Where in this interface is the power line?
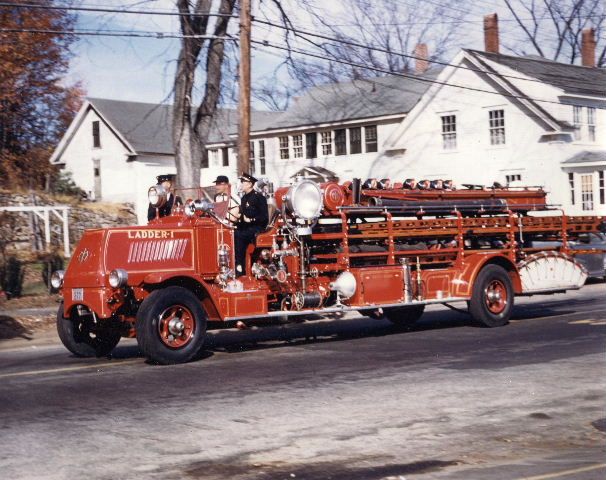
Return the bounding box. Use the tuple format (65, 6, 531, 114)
(251, 18, 596, 86)
(0, 27, 235, 40)
(251, 39, 605, 110)
(0, 2, 238, 18)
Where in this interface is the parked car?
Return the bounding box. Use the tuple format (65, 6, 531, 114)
(533, 232, 606, 280)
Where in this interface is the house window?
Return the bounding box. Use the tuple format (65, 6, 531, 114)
(92, 120, 101, 148)
(249, 141, 255, 174)
(489, 109, 505, 145)
(587, 107, 596, 142)
(279, 136, 289, 160)
(505, 174, 521, 183)
(306, 132, 317, 159)
(573, 106, 582, 140)
(581, 173, 594, 211)
(349, 127, 362, 154)
(321, 131, 332, 155)
(202, 149, 210, 168)
(441, 115, 457, 150)
(293, 135, 303, 158)
(365, 125, 378, 152)
(334, 129, 346, 156)
(222, 147, 229, 167)
(568, 172, 575, 205)
(259, 140, 266, 175)
(599, 170, 605, 205)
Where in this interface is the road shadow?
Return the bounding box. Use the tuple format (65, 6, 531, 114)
(202, 309, 473, 355)
(87, 298, 586, 362)
(0, 315, 33, 341)
(184, 455, 459, 480)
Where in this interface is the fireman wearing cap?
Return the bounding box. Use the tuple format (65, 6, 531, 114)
(213, 175, 240, 224)
(147, 174, 182, 221)
(234, 173, 268, 275)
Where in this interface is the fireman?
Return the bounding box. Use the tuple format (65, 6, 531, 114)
(234, 173, 268, 275)
(213, 175, 240, 224)
(147, 174, 182, 221)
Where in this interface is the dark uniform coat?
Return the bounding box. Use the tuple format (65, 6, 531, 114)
(234, 190, 269, 273)
(147, 193, 181, 221)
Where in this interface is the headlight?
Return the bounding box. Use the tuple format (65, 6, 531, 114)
(108, 269, 128, 288)
(285, 179, 323, 220)
(50, 270, 65, 289)
(148, 184, 167, 208)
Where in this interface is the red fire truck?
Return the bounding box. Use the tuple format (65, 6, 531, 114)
(52, 178, 604, 364)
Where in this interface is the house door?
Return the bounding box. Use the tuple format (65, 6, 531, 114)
(93, 159, 101, 200)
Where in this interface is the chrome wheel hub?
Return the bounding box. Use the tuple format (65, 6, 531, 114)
(168, 317, 185, 335)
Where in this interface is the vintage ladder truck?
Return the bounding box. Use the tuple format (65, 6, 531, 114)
(52, 177, 604, 364)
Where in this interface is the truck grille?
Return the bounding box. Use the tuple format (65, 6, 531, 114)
(127, 239, 188, 263)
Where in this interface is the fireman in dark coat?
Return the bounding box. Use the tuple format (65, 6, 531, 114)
(147, 174, 182, 221)
(234, 173, 268, 275)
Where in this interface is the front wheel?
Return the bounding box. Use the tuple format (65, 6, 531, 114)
(469, 264, 514, 327)
(57, 303, 121, 357)
(136, 286, 207, 365)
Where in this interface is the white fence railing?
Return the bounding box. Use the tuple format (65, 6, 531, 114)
(0, 205, 71, 257)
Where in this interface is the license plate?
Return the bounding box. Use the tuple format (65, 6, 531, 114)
(72, 288, 84, 301)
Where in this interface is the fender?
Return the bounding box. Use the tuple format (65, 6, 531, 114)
(453, 253, 522, 297)
(142, 272, 222, 321)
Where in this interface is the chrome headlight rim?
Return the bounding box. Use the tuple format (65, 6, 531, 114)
(285, 179, 323, 221)
(108, 269, 129, 288)
(50, 270, 65, 289)
(148, 184, 167, 208)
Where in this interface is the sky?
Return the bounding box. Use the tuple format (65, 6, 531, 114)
(67, 0, 321, 107)
(65, 0, 570, 109)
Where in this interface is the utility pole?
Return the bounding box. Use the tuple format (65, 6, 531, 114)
(237, 0, 251, 176)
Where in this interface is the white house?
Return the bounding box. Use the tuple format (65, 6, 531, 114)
(380, 18, 606, 215)
(50, 60, 439, 224)
(207, 67, 441, 186)
(50, 99, 275, 224)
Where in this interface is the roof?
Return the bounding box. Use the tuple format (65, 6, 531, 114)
(264, 69, 443, 130)
(290, 166, 339, 181)
(465, 50, 606, 98)
(562, 150, 606, 165)
(88, 98, 277, 155)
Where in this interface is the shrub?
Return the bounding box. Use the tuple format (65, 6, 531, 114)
(0, 256, 25, 299)
(52, 170, 86, 198)
(41, 253, 64, 293)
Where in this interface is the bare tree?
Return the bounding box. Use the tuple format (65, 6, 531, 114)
(173, 0, 235, 188)
(502, 0, 606, 66)
(251, 0, 468, 108)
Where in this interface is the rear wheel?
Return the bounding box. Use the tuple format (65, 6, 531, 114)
(136, 286, 207, 365)
(383, 304, 425, 328)
(469, 264, 513, 327)
(56, 303, 121, 357)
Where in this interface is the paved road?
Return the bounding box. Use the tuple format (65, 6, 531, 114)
(0, 284, 605, 480)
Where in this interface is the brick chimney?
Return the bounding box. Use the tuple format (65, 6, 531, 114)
(581, 28, 596, 67)
(414, 43, 429, 74)
(484, 13, 499, 54)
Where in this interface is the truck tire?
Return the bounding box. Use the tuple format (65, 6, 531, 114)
(469, 264, 513, 327)
(56, 303, 121, 357)
(136, 286, 207, 365)
(383, 304, 425, 327)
